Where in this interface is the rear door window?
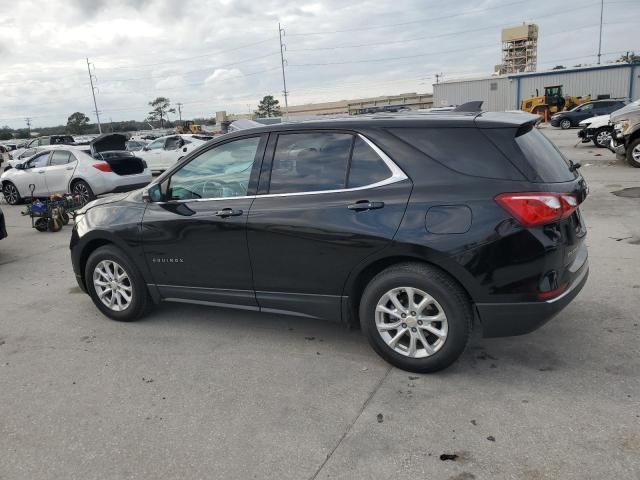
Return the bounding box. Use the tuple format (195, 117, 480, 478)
(268, 132, 352, 194)
(49, 150, 71, 166)
(515, 128, 576, 182)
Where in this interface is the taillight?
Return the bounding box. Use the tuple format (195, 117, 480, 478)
(92, 162, 112, 173)
(495, 192, 579, 227)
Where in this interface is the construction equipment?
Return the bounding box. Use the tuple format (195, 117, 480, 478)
(176, 121, 204, 135)
(520, 85, 591, 120)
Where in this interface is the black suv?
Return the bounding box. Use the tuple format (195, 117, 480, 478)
(70, 112, 589, 372)
(550, 99, 626, 129)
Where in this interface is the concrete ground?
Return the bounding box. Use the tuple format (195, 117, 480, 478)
(0, 127, 638, 480)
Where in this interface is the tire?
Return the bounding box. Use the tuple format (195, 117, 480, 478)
(71, 180, 95, 204)
(592, 128, 612, 148)
(34, 218, 48, 232)
(2, 182, 21, 205)
(359, 262, 472, 373)
(560, 118, 572, 130)
(626, 138, 640, 168)
(85, 245, 152, 322)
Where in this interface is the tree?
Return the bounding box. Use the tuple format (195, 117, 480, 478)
(616, 52, 640, 64)
(551, 65, 566, 70)
(0, 126, 13, 141)
(66, 112, 90, 134)
(255, 95, 282, 118)
(148, 97, 176, 128)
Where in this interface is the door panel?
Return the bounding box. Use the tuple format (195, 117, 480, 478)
(141, 197, 257, 307)
(19, 152, 50, 196)
(247, 180, 412, 301)
(44, 151, 76, 193)
(141, 134, 267, 307)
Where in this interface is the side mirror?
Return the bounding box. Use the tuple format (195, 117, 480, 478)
(182, 147, 187, 152)
(142, 183, 162, 203)
(142, 146, 149, 151)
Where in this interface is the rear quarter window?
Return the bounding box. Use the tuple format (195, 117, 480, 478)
(388, 127, 525, 180)
(515, 128, 576, 182)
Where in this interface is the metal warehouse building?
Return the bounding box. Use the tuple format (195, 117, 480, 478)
(433, 63, 640, 111)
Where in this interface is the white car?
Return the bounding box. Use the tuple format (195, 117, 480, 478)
(577, 114, 612, 148)
(1, 135, 152, 205)
(136, 134, 210, 172)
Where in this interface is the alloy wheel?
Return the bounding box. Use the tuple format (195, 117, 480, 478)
(73, 183, 90, 204)
(560, 119, 571, 129)
(633, 144, 640, 163)
(596, 130, 611, 147)
(93, 260, 133, 312)
(375, 287, 448, 358)
(3, 184, 18, 204)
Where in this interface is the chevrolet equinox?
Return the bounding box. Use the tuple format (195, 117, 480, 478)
(70, 112, 589, 372)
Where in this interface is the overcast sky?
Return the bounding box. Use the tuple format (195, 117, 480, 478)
(0, 0, 637, 128)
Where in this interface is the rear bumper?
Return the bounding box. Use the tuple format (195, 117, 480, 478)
(93, 170, 152, 195)
(476, 262, 589, 338)
(109, 182, 150, 193)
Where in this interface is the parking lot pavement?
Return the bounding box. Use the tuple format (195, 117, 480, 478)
(0, 128, 639, 479)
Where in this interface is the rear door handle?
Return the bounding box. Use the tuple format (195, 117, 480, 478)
(65, 166, 74, 170)
(215, 208, 243, 217)
(37, 170, 45, 174)
(348, 200, 385, 211)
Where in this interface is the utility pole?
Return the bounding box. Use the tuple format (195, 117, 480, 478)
(435, 73, 444, 84)
(278, 22, 289, 119)
(86, 58, 102, 134)
(25, 117, 32, 137)
(597, 0, 604, 65)
(176, 102, 183, 122)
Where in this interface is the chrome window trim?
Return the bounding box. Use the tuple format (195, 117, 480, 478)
(153, 133, 408, 204)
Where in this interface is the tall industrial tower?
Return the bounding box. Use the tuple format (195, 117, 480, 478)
(499, 23, 538, 74)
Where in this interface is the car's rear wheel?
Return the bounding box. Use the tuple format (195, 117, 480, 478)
(627, 138, 640, 168)
(560, 118, 572, 130)
(593, 128, 612, 148)
(2, 182, 21, 205)
(360, 263, 472, 373)
(85, 245, 152, 322)
(72, 180, 95, 204)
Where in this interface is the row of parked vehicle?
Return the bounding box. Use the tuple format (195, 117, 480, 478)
(0, 132, 218, 205)
(574, 98, 640, 167)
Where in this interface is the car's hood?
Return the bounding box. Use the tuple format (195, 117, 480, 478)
(579, 114, 609, 127)
(79, 190, 141, 213)
(610, 101, 640, 122)
(90, 133, 128, 153)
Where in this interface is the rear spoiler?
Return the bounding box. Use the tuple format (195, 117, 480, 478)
(453, 101, 483, 112)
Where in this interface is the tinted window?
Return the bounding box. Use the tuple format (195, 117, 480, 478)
(269, 132, 352, 194)
(389, 127, 524, 180)
(347, 137, 391, 188)
(515, 128, 575, 182)
(167, 136, 260, 200)
(50, 150, 71, 166)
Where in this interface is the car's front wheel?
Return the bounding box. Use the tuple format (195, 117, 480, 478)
(627, 138, 640, 168)
(360, 263, 472, 373)
(560, 118, 572, 130)
(85, 245, 152, 321)
(593, 128, 612, 148)
(2, 182, 21, 205)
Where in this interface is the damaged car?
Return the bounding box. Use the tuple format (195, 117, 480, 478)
(609, 98, 640, 168)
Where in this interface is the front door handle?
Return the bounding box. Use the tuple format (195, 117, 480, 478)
(65, 166, 74, 170)
(37, 170, 45, 174)
(215, 208, 243, 217)
(348, 200, 385, 211)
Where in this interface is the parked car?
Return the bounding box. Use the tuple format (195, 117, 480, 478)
(69, 112, 589, 373)
(126, 140, 148, 152)
(136, 134, 208, 172)
(0, 205, 6, 241)
(610, 98, 640, 168)
(4, 147, 39, 171)
(550, 99, 627, 129)
(577, 114, 613, 148)
(1, 137, 151, 205)
(11, 135, 75, 160)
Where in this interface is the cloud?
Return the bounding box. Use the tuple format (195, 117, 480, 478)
(0, 0, 637, 127)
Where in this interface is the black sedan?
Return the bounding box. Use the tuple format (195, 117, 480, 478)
(551, 99, 626, 129)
